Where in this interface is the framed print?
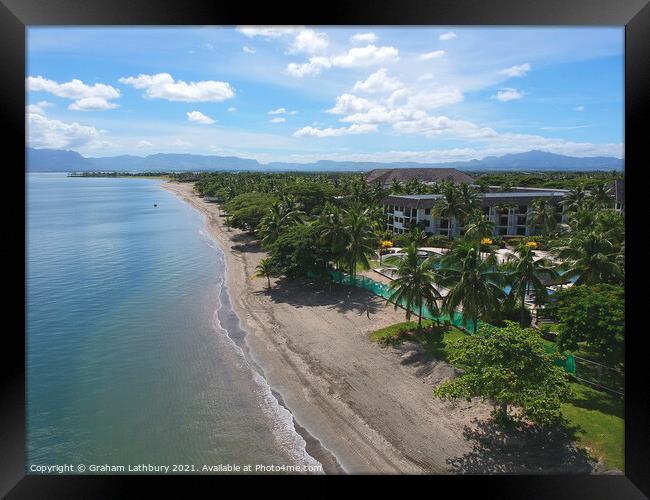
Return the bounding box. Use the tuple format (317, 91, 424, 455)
(3, 0, 649, 497)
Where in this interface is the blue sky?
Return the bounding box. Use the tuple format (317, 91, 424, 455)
(26, 26, 624, 164)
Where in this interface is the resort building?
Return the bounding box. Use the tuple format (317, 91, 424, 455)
(366, 168, 475, 187)
(382, 191, 568, 237)
(613, 178, 625, 213)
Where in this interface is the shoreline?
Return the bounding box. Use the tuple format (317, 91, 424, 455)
(160, 181, 477, 474)
(160, 181, 595, 475)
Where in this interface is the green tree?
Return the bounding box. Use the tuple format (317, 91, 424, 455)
(433, 184, 464, 239)
(527, 199, 559, 236)
(438, 242, 506, 333)
(386, 244, 443, 327)
(388, 179, 404, 194)
(254, 258, 276, 289)
(464, 210, 495, 241)
(561, 185, 588, 213)
(555, 232, 623, 285)
(343, 207, 377, 279)
(546, 284, 624, 365)
(503, 243, 558, 327)
(257, 200, 303, 247)
(269, 223, 332, 278)
(223, 192, 279, 232)
(316, 202, 348, 269)
(434, 322, 573, 426)
(590, 183, 614, 209)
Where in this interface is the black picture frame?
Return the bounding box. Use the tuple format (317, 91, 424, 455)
(3, 0, 649, 497)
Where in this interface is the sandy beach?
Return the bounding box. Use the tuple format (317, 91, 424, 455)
(162, 181, 594, 475)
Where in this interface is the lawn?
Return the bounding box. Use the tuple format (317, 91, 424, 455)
(370, 320, 625, 472)
(561, 382, 624, 471)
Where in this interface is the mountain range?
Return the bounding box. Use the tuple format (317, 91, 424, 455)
(26, 148, 624, 173)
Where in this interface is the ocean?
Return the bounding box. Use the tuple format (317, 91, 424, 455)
(26, 173, 321, 473)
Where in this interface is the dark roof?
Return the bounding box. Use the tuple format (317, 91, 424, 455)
(366, 168, 475, 185)
(382, 191, 566, 209)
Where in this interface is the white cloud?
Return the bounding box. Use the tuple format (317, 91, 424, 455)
(287, 57, 332, 77)
(439, 32, 457, 41)
(287, 44, 399, 77)
(331, 44, 399, 68)
(499, 63, 531, 78)
(227, 107, 237, 112)
(540, 125, 589, 131)
(119, 73, 235, 102)
(406, 87, 464, 109)
(27, 76, 120, 111)
(26, 100, 54, 115)
(27, 111, 108, 150)
(418, 50, 445, 61)
(173, 138, 192, 147)
(352, 68, 403, 94)
(491, 88, 524, 102)
(269, 107, 287, 115)
(270, 117, 286, 123)
(288, 29, 329, 55)
(293, 123, 378, 137)
(351, 32, 378, 44)
(202, 42, 214, 50)
(237, 26, 302, 38)
(137, 140, 154, 148)
(68, 97, 119, 111)
(186, 110, 216, 124)
(574, 106, 585, 112)
(326, 94, 374, 115)
(243, 46, 256, 54)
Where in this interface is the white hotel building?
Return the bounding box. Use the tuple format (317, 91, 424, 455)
(383, 190, 568, 238)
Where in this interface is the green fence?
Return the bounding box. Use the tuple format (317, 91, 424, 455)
(308, 269, 485, 333)
(308, 268, 578, 375)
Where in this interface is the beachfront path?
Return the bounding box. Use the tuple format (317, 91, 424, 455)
(163, 182, 594, 475)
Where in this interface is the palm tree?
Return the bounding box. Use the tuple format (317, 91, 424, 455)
(317, 203, 348, 269)
(257, 200, 303, 247)
(254, 258, 275, 289)
(458, 183, 482, 224)
(464, 210, 495, 241)
(387, 244, 443, 328)
(561, 185, 588, 213)
(590, 183, 614, 209)
(389, 179, 404, 194)
(343, 207, 376, 280)
(527, 199, 558, 236)
(554, 232, 624, 285)
(567, 205, 599, 233)
(406, 225, 430, 247)
(503, 243, 559, 327)
(433, 184, 464, 239)
(438, 242, 506, 333)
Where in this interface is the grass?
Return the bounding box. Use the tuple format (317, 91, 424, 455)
(369, 319, 466, 362)
(370, 319, 625, 472)
(561, 382, 624, 471)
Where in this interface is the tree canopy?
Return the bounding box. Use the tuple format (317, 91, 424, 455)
(434, 322, 573, 427)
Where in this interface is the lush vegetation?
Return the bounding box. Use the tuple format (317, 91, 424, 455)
(472, 171, 622, 190)
(183, 170, 624, 467)
(434, 322, 572, 427)
(545, 284, 625, 365)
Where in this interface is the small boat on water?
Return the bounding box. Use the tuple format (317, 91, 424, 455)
(153, 203, 158, 207)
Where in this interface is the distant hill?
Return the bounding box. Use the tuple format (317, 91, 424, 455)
(26, 148, 624, 173)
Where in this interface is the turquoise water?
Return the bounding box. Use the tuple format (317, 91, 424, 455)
(26, 173, 320, 472)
